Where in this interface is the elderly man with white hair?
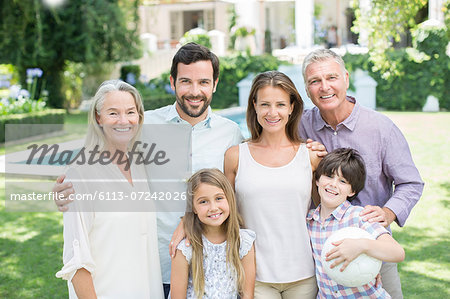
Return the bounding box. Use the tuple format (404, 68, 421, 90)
(299, 48, 424, 299)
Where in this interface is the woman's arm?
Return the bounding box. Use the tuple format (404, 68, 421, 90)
(325, 234, 405, 271)
(224, 145, 239, 190)
(241, 245, 256, 299)
(170, 249, 189, 299)
(72, 268, 97, 299)
(56, 168, 97, 291)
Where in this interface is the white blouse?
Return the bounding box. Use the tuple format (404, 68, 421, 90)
(56, 162, 164, 299)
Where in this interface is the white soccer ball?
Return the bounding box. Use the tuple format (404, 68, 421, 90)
(321, 227, 382, 287)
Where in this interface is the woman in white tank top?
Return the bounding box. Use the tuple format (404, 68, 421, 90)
(224, 71, 321, 299)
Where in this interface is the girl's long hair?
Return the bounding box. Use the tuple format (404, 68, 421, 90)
(184, 168, 244, 298)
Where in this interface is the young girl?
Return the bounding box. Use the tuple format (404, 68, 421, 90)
(170, 168, 256, 299)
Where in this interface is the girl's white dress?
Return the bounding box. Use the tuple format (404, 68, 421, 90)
(176, 229, 255, 299)
(56, 162, 164, 299)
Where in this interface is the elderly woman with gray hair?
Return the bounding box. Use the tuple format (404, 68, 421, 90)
(56, 80, 164, 298)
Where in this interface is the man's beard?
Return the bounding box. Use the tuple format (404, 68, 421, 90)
(176, 94, 211, 118)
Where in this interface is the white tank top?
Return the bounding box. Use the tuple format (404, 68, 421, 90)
(235, 142, 315, 283)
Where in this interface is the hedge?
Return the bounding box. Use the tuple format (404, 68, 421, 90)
(142, 94, 175, 110)
(0, 109, 65, 142)
(120, 65, 141, 85)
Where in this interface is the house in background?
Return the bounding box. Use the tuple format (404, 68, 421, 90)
(136, 0, 231, 78)
(134, 0, 358, 78)
(133, 0, 445, 79)
(139, 0, 230, 51)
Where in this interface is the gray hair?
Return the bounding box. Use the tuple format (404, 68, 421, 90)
(84, 79, 144, 151)
(302, 49, 347, 84)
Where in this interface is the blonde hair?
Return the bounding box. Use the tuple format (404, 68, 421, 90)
(84, 79, 144, 151)
(184, 168, 245, 298)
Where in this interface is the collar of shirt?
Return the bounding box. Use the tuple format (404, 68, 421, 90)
(307, 200, 352, 222)
(312, 96, 360, 132)
(165, 102, 212, 129)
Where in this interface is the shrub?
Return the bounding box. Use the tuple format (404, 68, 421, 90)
(142, 94, 175, 110)
(180, 30, 212, 49)
(120, 65, 141, 86)
(0, 75, 66, 142)
(135, 71, 175, 110)
(213, 53, 285, 108)
(0, 109, 65, 142)
(62, 62, 83, 109)
(343, 22, 449, 111)
(234, 26, 256, 38)
(411, 21, 449, 110)
(0, 97, 46, 115)
(1, 80, 49, 115)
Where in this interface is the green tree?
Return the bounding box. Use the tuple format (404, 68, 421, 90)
(351, 0, 428, 77)
(0, 0, 141, 108)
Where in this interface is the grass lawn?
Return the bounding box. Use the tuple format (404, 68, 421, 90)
(0, 112, 87, 298)
(384, 112, 450, 298)
(0, 111, 449, 298)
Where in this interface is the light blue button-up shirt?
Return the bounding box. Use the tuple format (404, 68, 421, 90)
(144, 103, 244, 283)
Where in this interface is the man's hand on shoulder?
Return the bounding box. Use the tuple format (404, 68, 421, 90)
(361, 205, 396, 227)
(169, 218, 188, 259)
(306, 139, 328, 157)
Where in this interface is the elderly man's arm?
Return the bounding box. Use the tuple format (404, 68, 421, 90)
(361, 124, 424, 227)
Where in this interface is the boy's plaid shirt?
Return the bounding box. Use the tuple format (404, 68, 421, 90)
(307, 200, 391, 298)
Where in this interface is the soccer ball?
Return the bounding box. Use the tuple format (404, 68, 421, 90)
(321, 227, 382, 287)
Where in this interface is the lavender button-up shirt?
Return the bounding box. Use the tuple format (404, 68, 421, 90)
(300, 97, 424, 227)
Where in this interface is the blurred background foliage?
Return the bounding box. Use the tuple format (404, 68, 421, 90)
(344, 21, 449, 110)
(0, 0, 141, 108)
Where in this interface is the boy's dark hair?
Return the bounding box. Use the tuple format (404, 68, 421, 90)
(315, 148, 366, 201)
(170, 42, 220, 83)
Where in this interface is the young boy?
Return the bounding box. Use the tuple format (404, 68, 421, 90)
(307, 148, 405, 298)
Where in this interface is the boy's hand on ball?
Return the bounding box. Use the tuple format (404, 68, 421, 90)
(326, 238, 366, 271)
(375, 274, 382, 287)
(321, 228, 384, 287)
